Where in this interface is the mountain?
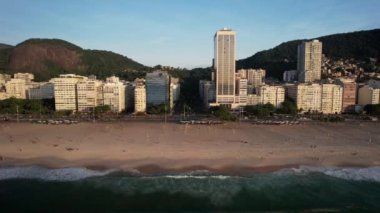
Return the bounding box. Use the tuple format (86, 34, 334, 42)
(237, 29, 380, 79)
(0, 43, 13, 49)
(0, 39, 147, 81)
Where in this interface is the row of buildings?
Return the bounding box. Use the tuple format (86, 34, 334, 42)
(200, 28, 380, 114)
(0, 71, 180, 113)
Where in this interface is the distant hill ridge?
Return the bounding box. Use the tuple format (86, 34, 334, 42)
(1, 29, 380, 81)
(0, 38, 147, 81)
(237, 29, 380, 79)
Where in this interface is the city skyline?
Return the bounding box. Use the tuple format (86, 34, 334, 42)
(1, 0, 380, 68)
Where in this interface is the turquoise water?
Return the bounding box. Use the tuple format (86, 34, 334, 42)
(1, 166, 380, 212)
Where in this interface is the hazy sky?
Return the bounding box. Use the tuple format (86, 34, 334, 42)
(1, 0, 380, 68)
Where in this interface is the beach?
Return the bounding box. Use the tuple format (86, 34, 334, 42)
(1, 121, 380, 173)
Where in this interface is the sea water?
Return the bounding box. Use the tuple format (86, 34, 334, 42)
(1, 166, 380, 212)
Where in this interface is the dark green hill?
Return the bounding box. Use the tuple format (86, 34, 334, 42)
(0, 43, 13, 49)
(0, 38, 147, 81)
(237, 29, 380, 79)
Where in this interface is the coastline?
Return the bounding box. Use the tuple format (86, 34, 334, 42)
(1, 121, 380, 174)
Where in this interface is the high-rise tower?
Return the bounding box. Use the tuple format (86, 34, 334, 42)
(297, 40, 322, 83)
(214, 28, 236, 105)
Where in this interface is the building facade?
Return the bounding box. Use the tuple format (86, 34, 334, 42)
(321, 84, 343, 114)
(52, 74, 87, 111)
(134, 79, 146, 113)
(334, 78, 357, 112)
(5, 79, 27, 99)
(246, 69, 266, 88)
(27, 82, 54, 100)
(146, 71, 170, 107)
(358, 85, 380, 105)
(101, 76, 126, 112)
(257, 85, 285, 108)
(214, 28, 236, 104)
(287, 83, 322, 113)
(297, 40, 322, 83)
(76, 79, 101, 112)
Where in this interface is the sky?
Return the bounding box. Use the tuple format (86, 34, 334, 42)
(1, 0, 380, 68)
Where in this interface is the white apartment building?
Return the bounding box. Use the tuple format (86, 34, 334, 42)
(52, 74, 87, 111)
(77, 79, 102, 112)
(247, 94, 260, 105)
(297, 40, 322, 83)
(236, 78, 248, 104)
(101, 76, 126, 112)
(358, 85, 380, 105)
(14, 73, 34, 82)
(5, 78, 27, 99)
(257, 85, 285, 108)
(321, 84, 343, 114)
(287, 83, 322, 113)
(134, 80, 146, 113)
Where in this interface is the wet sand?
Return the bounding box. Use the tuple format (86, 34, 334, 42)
(1, 121, 380, 173)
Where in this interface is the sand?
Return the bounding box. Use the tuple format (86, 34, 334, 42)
(0, 121, 380, 173)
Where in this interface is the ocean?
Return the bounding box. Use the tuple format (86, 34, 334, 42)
(1, 166, 380, 212)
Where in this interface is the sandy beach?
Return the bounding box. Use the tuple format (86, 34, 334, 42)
(1, 121, 380, 173)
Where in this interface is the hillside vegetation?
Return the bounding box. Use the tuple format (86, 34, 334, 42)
(237, 29, 380, 79)
(0, 39, 147, 81)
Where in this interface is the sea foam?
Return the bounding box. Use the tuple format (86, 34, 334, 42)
(0, 166, 113, 181)
(288, 166, 380, 182)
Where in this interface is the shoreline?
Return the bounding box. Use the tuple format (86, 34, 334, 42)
(1, 121, 380, 174)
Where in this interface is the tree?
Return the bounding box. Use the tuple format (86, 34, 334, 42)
(277, 99, 297, 115)
(244, 103, 276, 117)
(94, 105, 111, 114)
(364, 104, 380, 115)
(210, 106, 237, 121)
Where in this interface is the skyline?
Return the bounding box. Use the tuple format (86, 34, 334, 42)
(1, 0, 380, 68)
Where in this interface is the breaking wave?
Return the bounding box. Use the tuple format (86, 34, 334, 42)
(0, 166, 114, 181)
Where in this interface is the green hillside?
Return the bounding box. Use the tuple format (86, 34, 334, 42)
(237, 29, 380, 79)
(0, 39, 147, 81)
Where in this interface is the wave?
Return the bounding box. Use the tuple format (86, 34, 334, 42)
(1, 165, 380, 183)
(0, 166, 114, 181)
(283, 166, 380, 182)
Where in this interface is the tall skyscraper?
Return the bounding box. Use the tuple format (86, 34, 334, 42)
(214, 28, 236, 105)
(297, 40, 322, 83)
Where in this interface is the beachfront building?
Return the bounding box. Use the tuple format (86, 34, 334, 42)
(236, 78, 248, 104)
(0, 74, 11, 85)
(52, 74, 87, 111)
(5, 78, 27, 99)
(283, 70, 298, 82)
(101, 76, 126, 113)
(134, 79, 146, 113)
(146, 71, 170, 107)
(14, 73, 34, 83)
(321, 84, 343, 114)
(247, 94, 260, 105)
(297, 40, 322, 83)
(287, 83, 322, 113)
(257, 85, 285, 108)
(334, 78, 357, 112)
(77, 79, 102, 112)
(27, 82, 54, 100)
(214, 28, 236, 105)
(358, 85, 380, 106)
